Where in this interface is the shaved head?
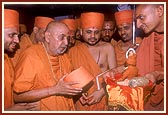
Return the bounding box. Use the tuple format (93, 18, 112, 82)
(45, 21, 69, 33)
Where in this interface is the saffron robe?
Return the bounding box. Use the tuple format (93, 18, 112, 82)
(13, 44, 75, 111)
(136, 32, 164, 111)
(68, 43, 106, 111)
(4, 54, 14, 109)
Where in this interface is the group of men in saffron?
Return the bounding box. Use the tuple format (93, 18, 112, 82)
(4, 4, 164, 111)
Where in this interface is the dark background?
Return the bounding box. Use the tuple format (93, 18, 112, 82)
(4, 4, 117, 34)
(4, 4, 144, 41)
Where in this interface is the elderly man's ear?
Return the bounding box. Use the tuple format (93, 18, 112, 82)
(156, 5, 164, 17)
(44, 31, 51, 43)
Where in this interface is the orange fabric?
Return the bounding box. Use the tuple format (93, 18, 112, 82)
(34, 16, 54, 28)
(136, 32, 164, 111)
(144, 81, 164, 111)
(4, 54, 14, 109)
(75, 18, 81, 28)
(137, 32, 164, 76)
(113, 40, 127, 66)
(68, 42, 106, 111)
(114, 37, 142, 66)
(81, 12, 104, 29)
(106, 77, 144, 111)
(117, 54, 138, 81)
(121, 66, 139, 81)
(126, 54, 137, 66)
(29, 31, 36, 44)
(64, 66, 94, 88)
(114, 10, 133, 26)
(13, 44, 75, 111)
(60, 19, 77, 31)
(11, 34, 32, 66)
(4, 9, 19, 28)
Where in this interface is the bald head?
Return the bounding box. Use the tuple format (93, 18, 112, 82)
(136, 4, 163, 9)
(45, 21, 69, 33)
(44, 21, 70, 56)
(136, 4, 164, 34)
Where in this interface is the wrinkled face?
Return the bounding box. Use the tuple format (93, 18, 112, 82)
(101, 21, 115, 42)
(82, 27, 101, 46)
(47, 26, 69, 56)
(117, 22, 133, 42)
(4, 27, 19, 52)
(136, 5, 161, 34)
(68, 30, 76, 48)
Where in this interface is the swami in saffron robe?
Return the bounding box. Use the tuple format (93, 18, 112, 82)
(13, 44, 75, 111)
(136, 32, 164, 111)
(4, 54, 15, 109)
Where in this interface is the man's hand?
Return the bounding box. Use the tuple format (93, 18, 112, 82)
(53, 74, 83, 96)
(5, 101, 40, 111)
(79, 88, 105, 105)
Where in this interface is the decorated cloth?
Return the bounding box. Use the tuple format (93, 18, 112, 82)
(136, 32, 164, 111)
(4, 54, 15, 109)
(114, 10, 133, 26)
(13, 44, 75, 111)
(68, 42, 106, 111)
(80, 12, 104, 29)
(11, 34, 33, 66)
(60, 19, 77, 31)
(4, 9, 19, 28)
(105, 75, 153, 111)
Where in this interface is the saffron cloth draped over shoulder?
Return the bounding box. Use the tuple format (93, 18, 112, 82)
(68, 42, 106, 111)
(4, 54, 15, 109)
(4, 9, 19, 109)
(13, 44, 75, 111)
